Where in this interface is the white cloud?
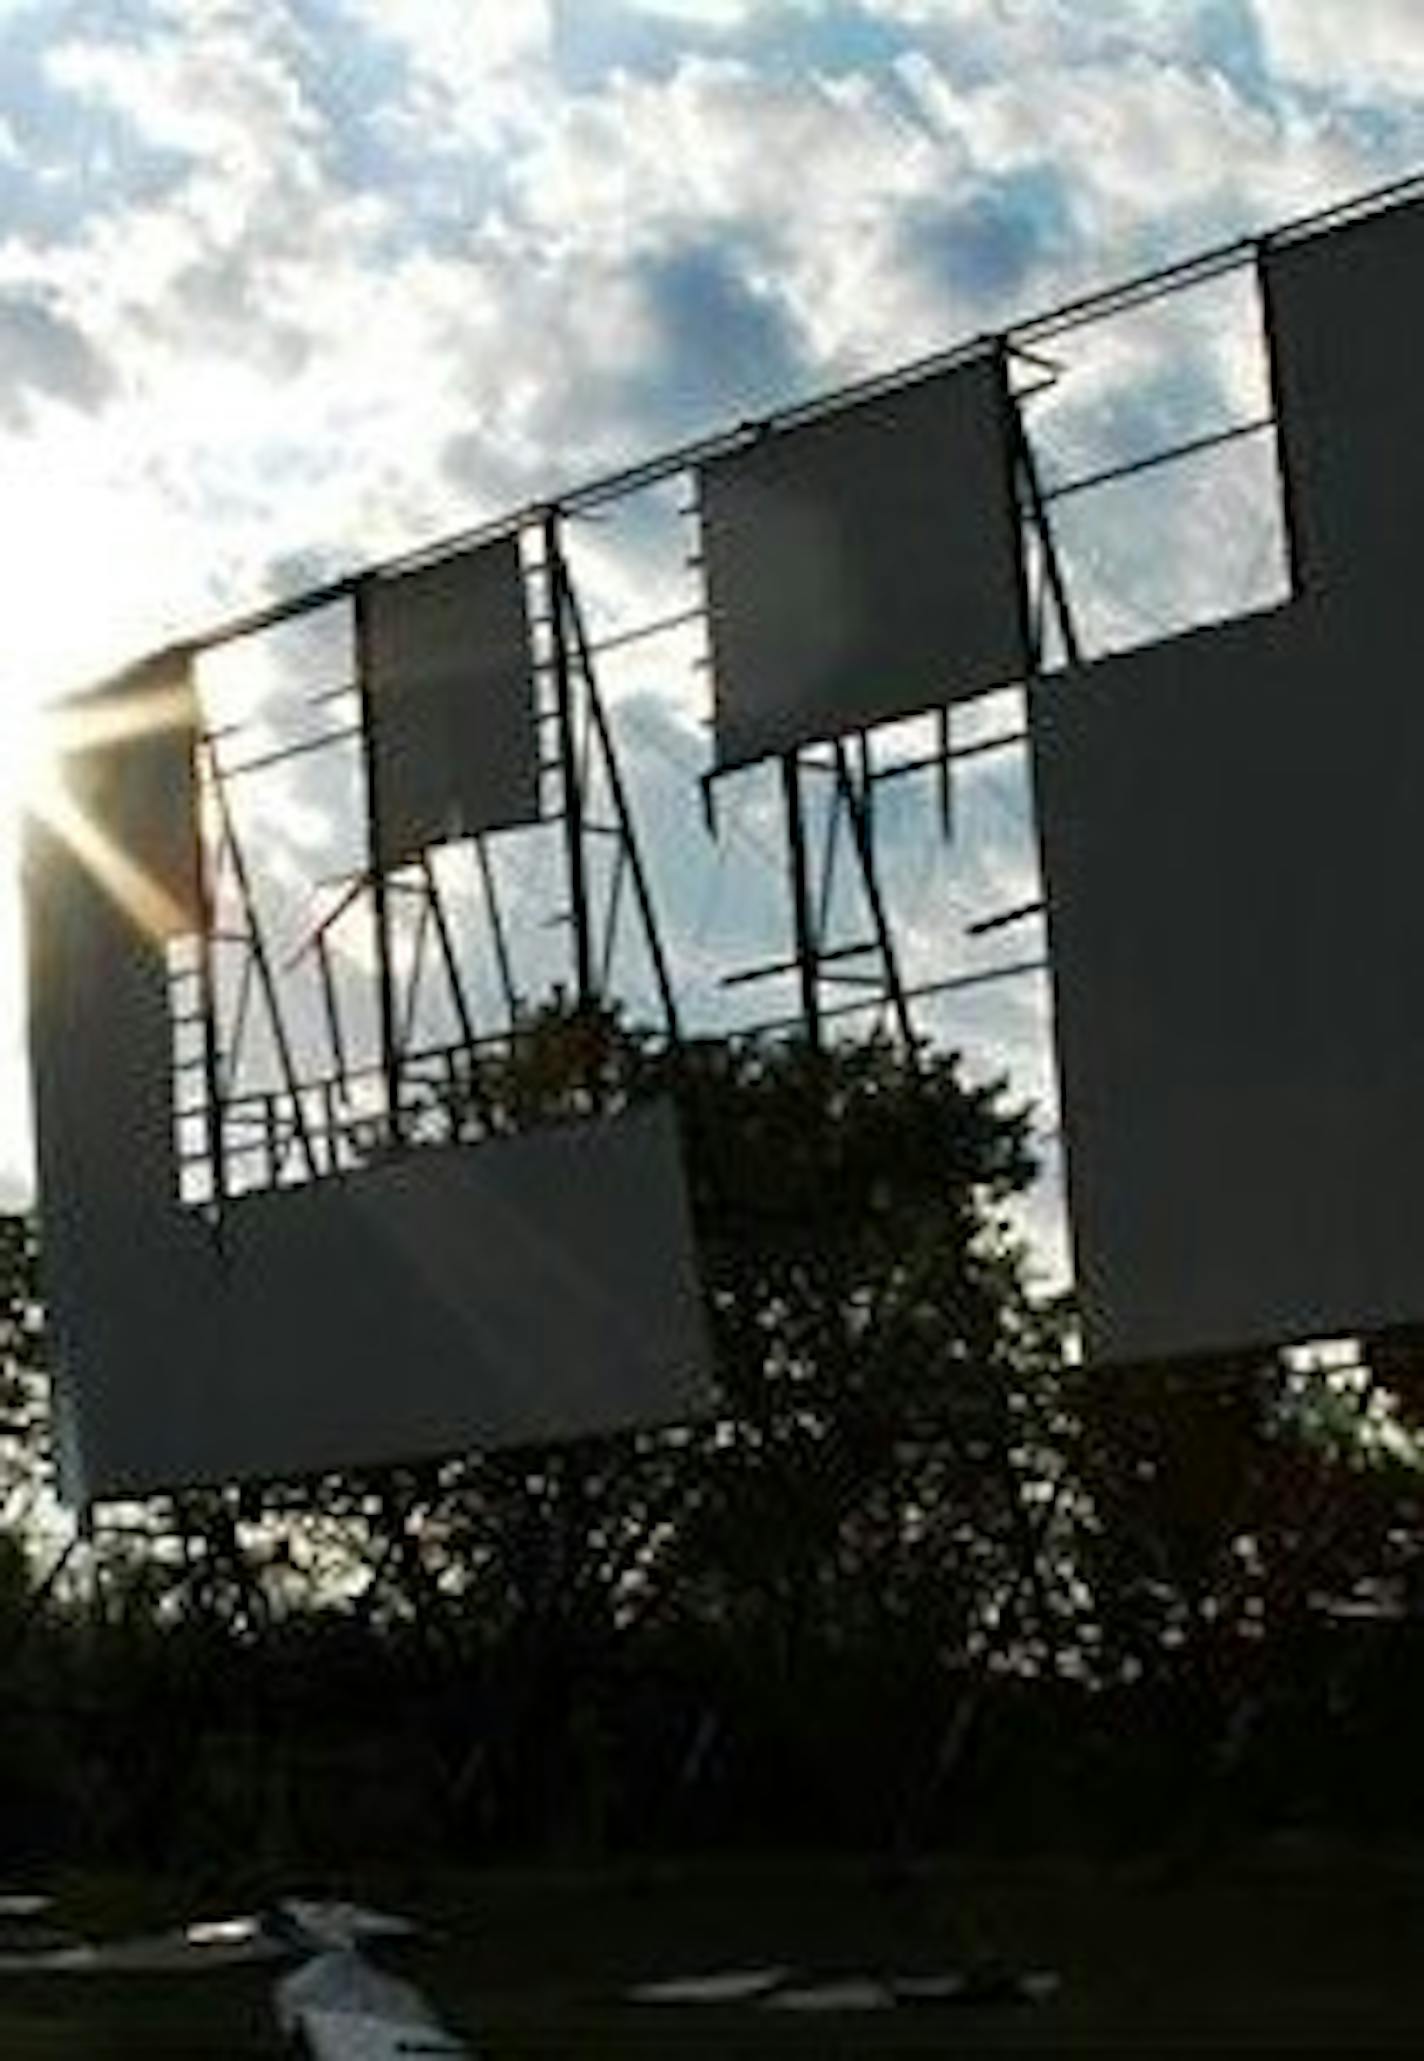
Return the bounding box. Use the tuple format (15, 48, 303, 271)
(873, 0, 1229, 71)
(504, 33, 1370, 391)
(333, 0, 555, 148)
(622, 0, 764, 22)
(0, 0, 1390, 695)
(1253, 0, 1424, 104)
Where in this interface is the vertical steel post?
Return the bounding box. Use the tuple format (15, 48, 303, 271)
(314, 928, 348, 1097)
(1013, 411, 1081, 667)
(544, 511, 595, 1015)
(780, 749, 821, 1051)
(419, 853, 479, 1061)
(353, 580, 404, 1145)
(834, 739, 915, 1052)
(1256, 238, 1305, 602)
(936, 707, 953, 840)
(560, 560, 683, 1044)
(814, 772, 842, 940)
(209, 767, 319, 1182)
(194, 748, 227, 1213)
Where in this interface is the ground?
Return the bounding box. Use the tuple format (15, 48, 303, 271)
(2, 1841, 1424, 2053)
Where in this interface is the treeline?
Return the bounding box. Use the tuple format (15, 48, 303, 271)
(1, 1023, 1422, 1873)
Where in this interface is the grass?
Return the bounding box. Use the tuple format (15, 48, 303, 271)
(3, 1839, 1424, 2052)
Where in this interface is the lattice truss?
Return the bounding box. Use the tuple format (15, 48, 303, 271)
(175, 517, 679, 1209)
(173, 243, 1296, 1226)
(31, 173, 1417, 1507)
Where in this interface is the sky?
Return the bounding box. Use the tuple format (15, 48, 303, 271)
(0, 0, 1422, 1233)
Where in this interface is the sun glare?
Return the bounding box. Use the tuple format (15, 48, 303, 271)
(21, 672, 198, 944)
(0, 697, 62, 829)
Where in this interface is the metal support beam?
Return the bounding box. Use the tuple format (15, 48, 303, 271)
(721, 939, 877, 991)
(194, 767, 227, 1214)
(936, 707, 953, 840)
(833, 740, 915, 1051)
(543, 511, 595, 1014)
(353, 582, 404, 1145)
(780, 749, 821, 1052)
(419, 854, 479, 1060)
(967, 898, 1045, 940)
(558, 545, 684, 1045)
(418, 853, 495, 1131)
(815, 771, 844, 941)
(207, 750, 319, 1182)
(748, 954, 1045, 1040)
(1014, 412, 1082, 668)
(314, 929, 348, 1094)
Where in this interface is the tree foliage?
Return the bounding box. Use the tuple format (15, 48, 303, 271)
(0, 1020, 1421, 1866)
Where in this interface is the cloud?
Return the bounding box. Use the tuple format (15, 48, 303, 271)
(440, 236, 807, 503)
(913, 50, 1352, 252)
(0, 289, 111, 421)
(622, 0, 763, 23)
(0, 0, 1387, 672)
(870, 0, 1253, 83)
(622, 242, 807, 435)
(896, 167, 1075, 301)
(1252, 0, 1424, 105)
(332, 0, 555, 151)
